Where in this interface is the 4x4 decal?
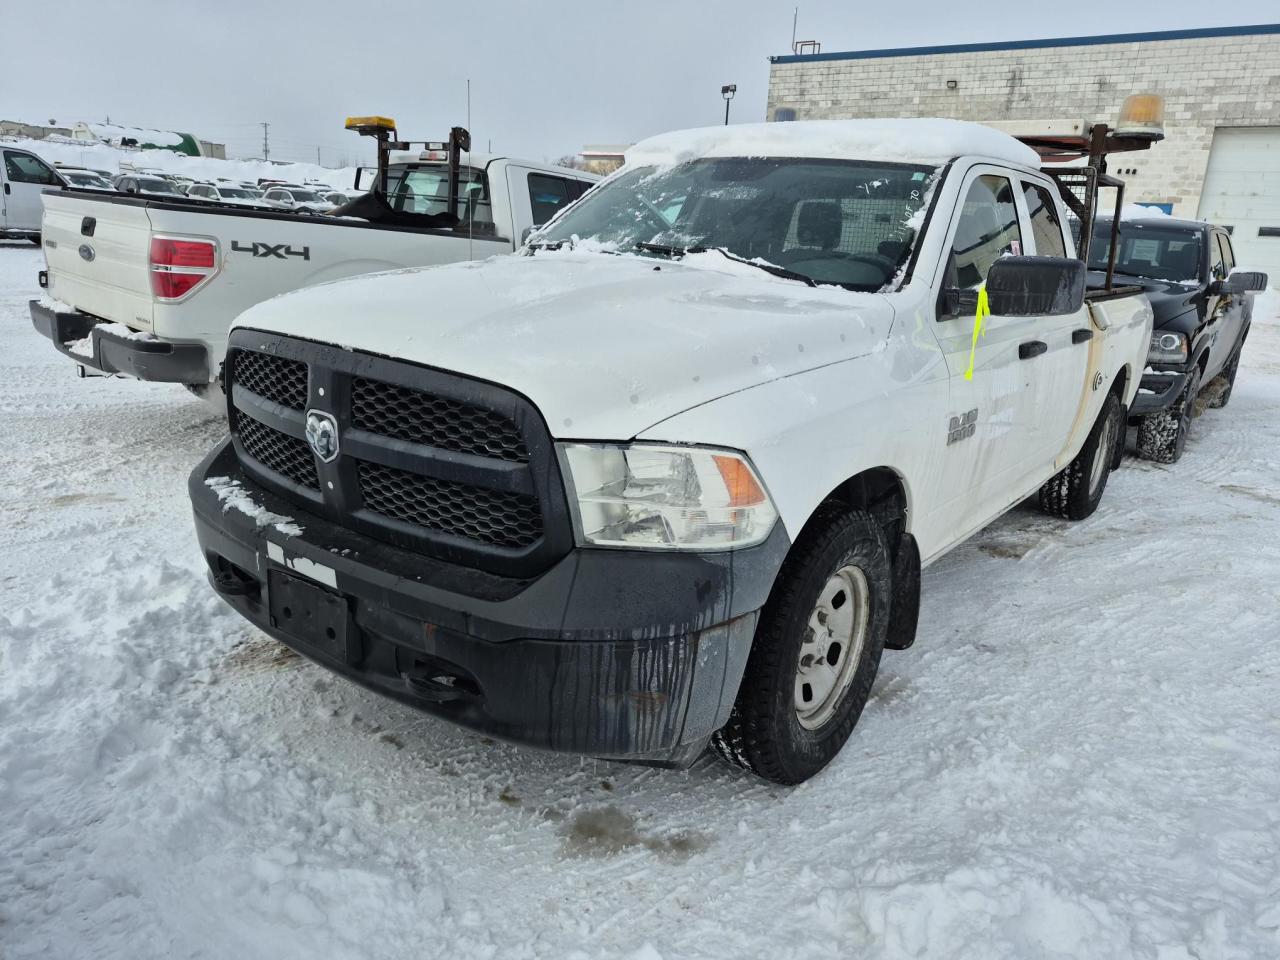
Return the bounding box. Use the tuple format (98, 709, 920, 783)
(231, 240, 311, 261)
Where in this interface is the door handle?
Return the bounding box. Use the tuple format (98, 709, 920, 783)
(1019, 340, 1048, 360)
(1072, 329, 1093, 344)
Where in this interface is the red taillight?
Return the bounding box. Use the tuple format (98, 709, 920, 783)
(150, 237, 215, 268)
(151, 272, 206, 299)
(149, 235, 217, 300)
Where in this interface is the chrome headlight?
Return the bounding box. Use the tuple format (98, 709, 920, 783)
(557, 443, 778, 550)
(1148, 331, 1188, 364)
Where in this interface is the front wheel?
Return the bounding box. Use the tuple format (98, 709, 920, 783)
(1039, 391, 1124, 521)
(712, 506, 891, 785)
(1136, 365, 1202, 464)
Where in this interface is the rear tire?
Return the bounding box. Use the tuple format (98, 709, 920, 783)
(1136, 365, 1202, 464)
(712, 505, 890, 785)
(1038, 391, 1124, 521)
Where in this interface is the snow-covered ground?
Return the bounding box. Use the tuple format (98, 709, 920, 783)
(2, 240, 1278, 959)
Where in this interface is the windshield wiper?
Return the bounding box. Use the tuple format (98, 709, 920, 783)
(635, 243, 818, 287)
(634, 241, 704, 257)
(707, 248, 818, 287)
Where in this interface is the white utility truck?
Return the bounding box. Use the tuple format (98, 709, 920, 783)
(188, 110, 1157, 785)
(29, 121, 597, 397)
(2, 145, 63, 242)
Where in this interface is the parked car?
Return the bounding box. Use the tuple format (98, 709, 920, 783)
(30, 136, 598, 398)
(260, 186, 336, 214)
(185, 182, 273, 209)
(1088, 216, 1268, 462)
(113, 174, 184, 198)
(185, 117, 1153, 784)
(1, 146, 61, 242)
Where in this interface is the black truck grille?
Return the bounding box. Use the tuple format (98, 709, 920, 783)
(352, 377, 529, 462)
(231, 350, 308, 409)
(358, 461, 542, 547)
(226, 335, 570, 577)
(237, 413, 319, 490)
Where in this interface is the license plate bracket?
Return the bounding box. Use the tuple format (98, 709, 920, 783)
(268, 570, 352, 662)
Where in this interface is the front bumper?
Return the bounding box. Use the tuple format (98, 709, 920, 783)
(29, 299, 208, 383)
(189, 439, 789, 766)
(1132, 365, 1190, 416)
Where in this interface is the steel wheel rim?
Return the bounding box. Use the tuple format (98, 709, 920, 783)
(1089, 409, 1117, 496)
(795, 564, 870, 731)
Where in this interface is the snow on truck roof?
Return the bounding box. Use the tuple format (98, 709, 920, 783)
(624, 118, 1040, 169)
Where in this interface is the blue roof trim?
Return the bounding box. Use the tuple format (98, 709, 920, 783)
(769, 23, 1280, 64)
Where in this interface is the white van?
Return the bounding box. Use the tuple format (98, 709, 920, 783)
(1, 146, 61, 242)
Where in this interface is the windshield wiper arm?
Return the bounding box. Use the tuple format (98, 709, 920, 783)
(634, 241, 705, 257)
(707, 248, 818, 287)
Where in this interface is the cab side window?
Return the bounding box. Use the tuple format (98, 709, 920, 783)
(1216, 233, 1235, 276)
(1210, 233, 1228, 281)
(528, 173, 572, 226)
(1022, 182, 1067, 258)
(4, 151, 58, 185)
(946, 175, 1022, 293)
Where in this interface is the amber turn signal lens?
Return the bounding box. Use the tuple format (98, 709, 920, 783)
(713, 455, 767, 506)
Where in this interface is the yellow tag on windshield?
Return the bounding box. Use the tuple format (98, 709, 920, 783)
(963, 285, 990, 382)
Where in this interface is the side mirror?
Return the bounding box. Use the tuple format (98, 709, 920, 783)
(985, 256, 1086, 317)
(1218, 270, 1269, 295)
(520, 226, 536, 246)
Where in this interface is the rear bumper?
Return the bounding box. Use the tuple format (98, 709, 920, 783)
(29, 299, 208, 383)
(189, 439, 788, 766)
(1131, 367, 1190, 416)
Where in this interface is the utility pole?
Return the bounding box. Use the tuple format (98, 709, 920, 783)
(316, 146, 321, 165)
(260, 122, 270, 161)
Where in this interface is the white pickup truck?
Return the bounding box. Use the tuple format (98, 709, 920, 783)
(187, 117, 1153, 785)
(29, 150, 597, 396)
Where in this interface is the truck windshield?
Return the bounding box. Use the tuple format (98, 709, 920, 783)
(1089, 223, 1204, 283)
(535, 158, 936, 291)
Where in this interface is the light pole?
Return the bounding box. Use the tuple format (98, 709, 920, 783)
(722, 84, 737, 125)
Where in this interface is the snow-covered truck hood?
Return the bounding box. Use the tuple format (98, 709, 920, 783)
(232, 250, 894, 440)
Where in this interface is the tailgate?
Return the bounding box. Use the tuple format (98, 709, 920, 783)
(43, 192, 155, 331)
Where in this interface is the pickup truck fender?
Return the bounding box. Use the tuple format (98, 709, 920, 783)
(637, 303, 951, 563)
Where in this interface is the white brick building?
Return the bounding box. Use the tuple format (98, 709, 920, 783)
(767, 24, 1280, 281)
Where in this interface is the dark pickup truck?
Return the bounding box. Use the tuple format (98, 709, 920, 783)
(1088, 216, 1268, 463)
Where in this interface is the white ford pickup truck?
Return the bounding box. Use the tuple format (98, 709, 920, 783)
(29, 144, 597, 397)
(188, 117, 1152, 784)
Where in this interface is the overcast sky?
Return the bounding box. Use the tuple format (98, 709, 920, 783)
(5, 1, 1277, 167)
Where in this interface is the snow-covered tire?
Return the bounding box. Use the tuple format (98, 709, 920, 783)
(711, 505, 890, 785)
(184, 382, 227, 416)
(1207, 347, 1241, 409)
(1136, 365, 1202, 464)
(1038, 391, 1124, 522)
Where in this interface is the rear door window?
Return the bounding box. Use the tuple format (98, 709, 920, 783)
(1021, 182, 1067, 258)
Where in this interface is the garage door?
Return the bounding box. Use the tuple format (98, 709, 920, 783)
(1197, 126, 1280, 288)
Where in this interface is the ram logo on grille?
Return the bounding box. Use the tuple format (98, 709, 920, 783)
(305, 410, 340, 463)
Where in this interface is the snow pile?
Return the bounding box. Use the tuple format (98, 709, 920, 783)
(65, 321, 155, 358)
(1119, 203, 1175, 221)
(2, 134, 360, 191)
(625, 118, 1040, 169)
(206, 476, 303, 536)
(83, 122, 186, 149)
